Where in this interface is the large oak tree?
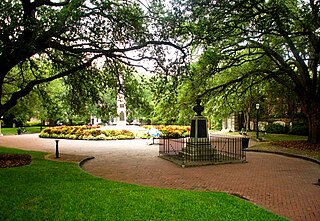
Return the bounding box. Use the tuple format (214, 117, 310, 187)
(0, 0, 185, 117)
(173, 0, 320, 143)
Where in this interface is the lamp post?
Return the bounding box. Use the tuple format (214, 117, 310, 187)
(55, 140, 60, 158)
(256, 103, 260, 140)
(238, 111, 243, 130)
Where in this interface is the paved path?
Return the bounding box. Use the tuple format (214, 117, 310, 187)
(0, 134, 319, 221)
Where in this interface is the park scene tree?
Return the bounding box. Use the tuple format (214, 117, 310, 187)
(1, 0, 319, 144)
(169, 0, 320, 143)
(0, 0, 185, 117)
(0, 1, 319, 220)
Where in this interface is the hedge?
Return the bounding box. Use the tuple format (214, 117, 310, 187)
(266, 123, 287, 134)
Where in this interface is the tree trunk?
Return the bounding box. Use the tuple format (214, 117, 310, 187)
(243, 111, 250, 131)
(307, 105, 320, 144)
(304, 100, 320, 144)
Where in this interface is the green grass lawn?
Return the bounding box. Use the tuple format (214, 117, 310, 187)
(225, 131, 307, 142)
(247, 132, 307, 142)
(248, 142, 320, 161)
(0, 147, 286, 221)
(217, 131, 320, 161)
(242, 132, 320, 161)
(1, 126, 45, 135)
(221, 132, 320, 161)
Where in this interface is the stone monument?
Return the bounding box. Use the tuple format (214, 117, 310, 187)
(116, 93, 127, 126)
(190, 99, 209, 141)
(182, 99, 215, 161)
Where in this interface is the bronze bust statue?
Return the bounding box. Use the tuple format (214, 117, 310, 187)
(193, 98, 204, 116)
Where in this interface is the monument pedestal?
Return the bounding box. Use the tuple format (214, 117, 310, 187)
(182, 139, 216, 161)
(181, 113, 216, 161)
(190, 116, 208, 139)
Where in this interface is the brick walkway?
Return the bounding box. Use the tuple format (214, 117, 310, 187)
(0, 134, 319, 221)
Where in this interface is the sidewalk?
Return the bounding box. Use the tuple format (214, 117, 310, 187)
(0, 134, 319, 221)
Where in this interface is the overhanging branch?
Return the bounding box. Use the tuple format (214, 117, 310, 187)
(200, 72, 251, 98)
(48, 40, 187, 58)
(0, 54, 102, 115)
(31, 0, 71, 8)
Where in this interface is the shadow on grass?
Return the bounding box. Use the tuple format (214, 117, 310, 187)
(0, 146, 287, 221)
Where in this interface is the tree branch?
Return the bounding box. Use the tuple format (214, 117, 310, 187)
(200, 72, 251, 98)
(48, 40, 187, 58)
(0, 54, 102, 116)
(31, 0, 71, 8)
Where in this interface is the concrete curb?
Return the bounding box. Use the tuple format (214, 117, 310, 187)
(78, 156, 95, 168)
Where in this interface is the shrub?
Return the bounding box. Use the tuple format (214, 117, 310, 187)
(115, 134, 135, 140)
(83, 135, 95, 140)
(289, 124, 308, 135)
(84, 129, 102, 137)
(158, 125, 190, 138)
(61, 127, 70, 135)
(143, 125, 190, 138)
(266, 123, 287, 134)
(39, 126, 135, 140)
(42, 128, 52, 134)
(66, 134, 78, 140)
(25, 121, 42, 127)
(95, 134, 108, 140)
(39, 133, 50, 138)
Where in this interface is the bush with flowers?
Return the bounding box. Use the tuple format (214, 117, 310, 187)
(143, 125, 190, 138)
(39, 126, 135, 140)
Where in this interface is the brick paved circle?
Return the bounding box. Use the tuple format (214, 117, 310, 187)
(0, 134, 319, 221)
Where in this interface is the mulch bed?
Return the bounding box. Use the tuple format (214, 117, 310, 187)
(0, 153, 91, 168)
(0, 154, 32, 168)
(270, 141, 320, 151)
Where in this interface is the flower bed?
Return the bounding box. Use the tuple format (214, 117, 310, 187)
(39, 126, 135, 140)
(144, 125, 190, 138)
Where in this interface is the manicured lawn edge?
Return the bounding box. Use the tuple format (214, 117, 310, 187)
(0, 146, 287, 221)
(78, 156, 95, 167)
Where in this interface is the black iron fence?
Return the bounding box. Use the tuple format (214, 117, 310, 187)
(159, 136, 248, 167)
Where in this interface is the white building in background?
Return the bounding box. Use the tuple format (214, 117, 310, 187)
(89, 116, 102, 126)
(90, 72, 127, 126)
(116, 93, 127, 126)
(222, 112, 240, 132)
(92, 92, 127, 126)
